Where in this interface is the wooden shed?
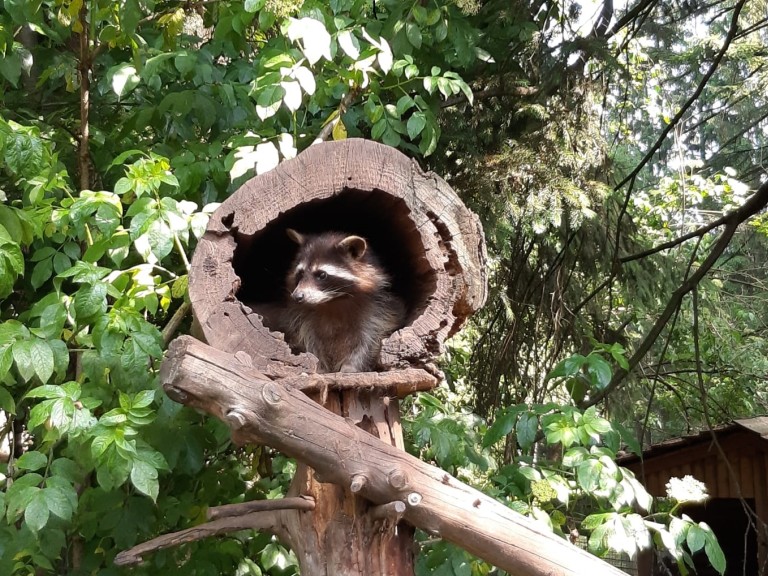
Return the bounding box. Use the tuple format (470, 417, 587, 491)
(620, 417, 768, 575)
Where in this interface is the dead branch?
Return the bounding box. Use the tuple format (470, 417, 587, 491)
(207, 496, 315, 521)
(281, 367, 438, 397)
(114, 510, 285, 567)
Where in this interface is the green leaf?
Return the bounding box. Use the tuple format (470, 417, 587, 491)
(564, 354, 587, 375)
(0, 239, 23, 274)
(73, 283, 108, 323)
(562, 446, 589, 467)
(31, 256, 53, 289)
(416, 393, 446, 412)
(483, 406, 520, 447)
(412, 5, 428, 24)
(29, 338, 55, 384)
(586, 354, 612, 390)
(16, 450, 48, 471)
(287, 17, 331, 65)
(614, 421, 642, 455)
(565, 376, 588, 404)
(407, 112, 427, 140)
(5, 130, 44, 176)
(43, 486, 74, 521)
(582, 406, 612, 435)
(582, 512, 613, 530)
(0, 345, 13, 380)
(25, 491, 50, 533)
(144, 218, 174, 261)
(131, 389, 155, 409)
(50, 458, 81, 484)
(0, 50, 21, 87)
(244, 0, 264, 12)
(396, 95, 415, 116)
(686, 524, 705, 553)
(109, 63, 140, 98)
(587, 520, 611, 556)
(0, 385, 15, 414)
(516, 412, 538, 450)
(371, 118, 387, 140)
(577, 459, 602, 492)
(26, 384, 67, 399)
(419, 122, 438, 156)
(543, 413, 579, 447)
(406, 22, 422, 49)
(90, 432, 114, 459)
(337, 30, 360, 59)
(12, 339, 36, 382)
(114, 177, 133, 195)
(131, 459, 159, 501)
(701, 523, 726, 574)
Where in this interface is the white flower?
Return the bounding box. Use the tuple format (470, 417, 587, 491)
(665, 475, 709, 504)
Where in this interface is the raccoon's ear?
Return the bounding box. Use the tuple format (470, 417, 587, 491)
(338, 235, 367, 259)
(286, 228, 305, 245)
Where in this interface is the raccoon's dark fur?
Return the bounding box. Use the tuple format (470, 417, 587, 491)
(284, 229, 405, 373)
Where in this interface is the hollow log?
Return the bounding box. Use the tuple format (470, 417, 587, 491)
(188, 138, 488, 374)
(150, 336, 628, 576)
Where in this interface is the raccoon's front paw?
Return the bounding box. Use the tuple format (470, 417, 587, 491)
(339, 363, 359, 373)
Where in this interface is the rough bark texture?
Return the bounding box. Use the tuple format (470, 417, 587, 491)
(156, 336, 627, 576)
(184, 139, 488, 574)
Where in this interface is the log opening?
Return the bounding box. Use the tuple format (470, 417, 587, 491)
(232, 188, 437, 328)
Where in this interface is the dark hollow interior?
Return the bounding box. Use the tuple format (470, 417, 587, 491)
(232, 189, 437, 327)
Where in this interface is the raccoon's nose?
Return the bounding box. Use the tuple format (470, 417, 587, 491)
(292, 291, 304, 302)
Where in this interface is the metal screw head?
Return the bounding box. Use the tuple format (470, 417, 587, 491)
(407, 492, 422, 506)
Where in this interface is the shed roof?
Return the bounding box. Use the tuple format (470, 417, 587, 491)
(618, 416, 768, 465)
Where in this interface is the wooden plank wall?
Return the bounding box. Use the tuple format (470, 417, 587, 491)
(623, 430, 768, 574)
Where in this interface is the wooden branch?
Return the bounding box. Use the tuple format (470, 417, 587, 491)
(162, 301, 191, 345)
(280, 367, 437, 398)
(621, 174, 768, 263)
(370, 500, 406, 523)
(315, 88, 359, 142)
(161, 335, 627, 576)
(584, 178, 768, 408)
(207, 496, 315, 521)
(613, 0, 746, 193)
(114, 510, 284, 567)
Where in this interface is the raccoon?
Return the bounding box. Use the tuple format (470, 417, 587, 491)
(284, 229, 405, 373)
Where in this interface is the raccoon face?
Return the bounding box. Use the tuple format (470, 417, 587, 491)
(286, 229, 370, 306)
